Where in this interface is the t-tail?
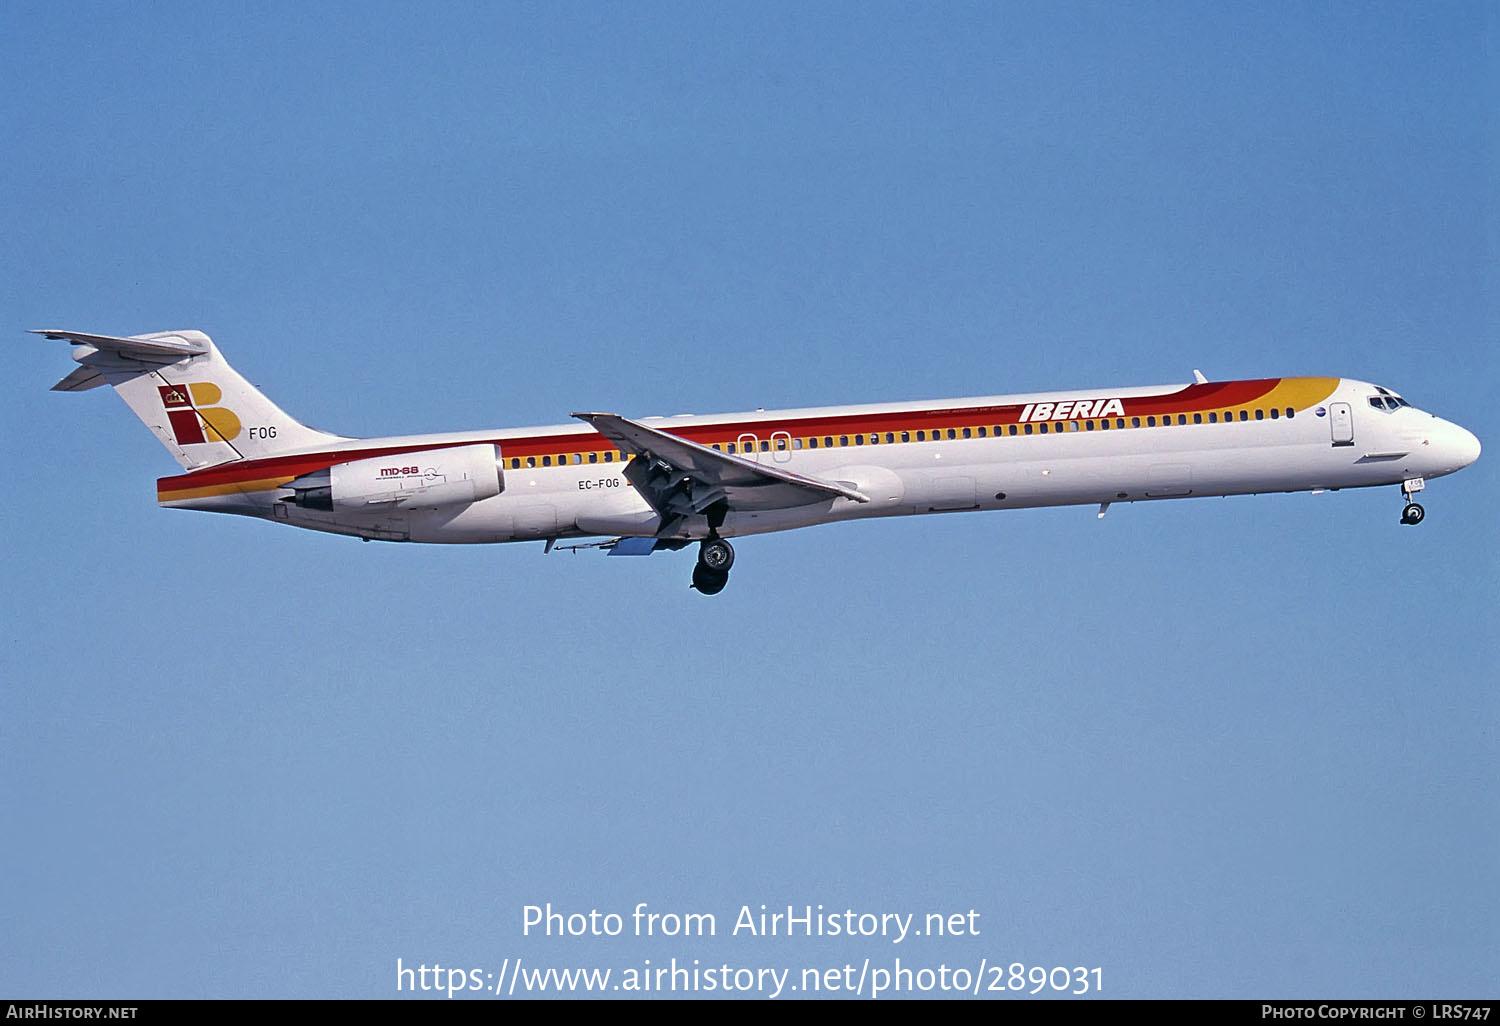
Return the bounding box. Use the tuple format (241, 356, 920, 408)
(35, 329, 346, 468)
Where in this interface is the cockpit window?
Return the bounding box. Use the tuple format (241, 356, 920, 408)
(1367, 395, 1411, 412)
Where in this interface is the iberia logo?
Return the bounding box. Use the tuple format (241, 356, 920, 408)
(158, 382, 242, 444)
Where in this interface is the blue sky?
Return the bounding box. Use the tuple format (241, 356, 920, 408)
(3, 2, 1494, 999)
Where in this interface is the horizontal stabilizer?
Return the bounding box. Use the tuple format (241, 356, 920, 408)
(30, 329, 209, 362)
(50, 365, 106, 392)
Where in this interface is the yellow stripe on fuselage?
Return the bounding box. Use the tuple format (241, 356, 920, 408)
(157, 477, 294, 503)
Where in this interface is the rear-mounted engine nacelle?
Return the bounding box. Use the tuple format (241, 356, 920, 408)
(282, 443, 503, 512)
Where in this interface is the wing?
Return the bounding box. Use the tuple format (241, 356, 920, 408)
(573, 412, 869, 534)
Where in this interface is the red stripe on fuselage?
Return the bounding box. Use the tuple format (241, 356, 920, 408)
(156, 379, 1292, 493)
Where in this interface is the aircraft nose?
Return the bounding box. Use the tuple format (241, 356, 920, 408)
(1453, 424, 1481, 468)
(1438, 421, 1481, 472)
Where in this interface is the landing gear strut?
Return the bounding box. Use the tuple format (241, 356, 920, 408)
(1400, 478, 1426, 526)
(691, 538, 734, 595)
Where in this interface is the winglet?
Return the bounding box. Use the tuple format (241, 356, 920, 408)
(1193, 369, 1208, 384)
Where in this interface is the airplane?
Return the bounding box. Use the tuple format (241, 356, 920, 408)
(36, 328, 1481, 595)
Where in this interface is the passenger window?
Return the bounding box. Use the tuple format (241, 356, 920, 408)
(962, 427, 972, 439)
(840, 435, 849, 446)
(824, 436, 833, 448)
(947, 429, 956, 440)
(855, 434, 864, 445)
(1177, 415, 1187, 425)
(1132, 417, 1141, 428)
(977, 426, 987, 437)
(526, 456, 536, 468)
(901, 431, 911, 443)
(885, 432, 895, 444)
(1270, 408, 1279, 419)
(775, 437, 787, 450)
(1239, 410, 1248, 421)
(1009, 425, 1018, 436)
(760, 440, 770, 452)
(808, 437, 818, 449)
(1024, 424, 1033, 435)
(1255, 409, 1264, 421)
(1039, 422, 1049, 434)
(589, 452, 598, 463)
(1147, 416, 1156, 427)
(793, 438, 802, 450)
(1286, 407, 1295, 418)
(604, 451, 614, 462)
(511, 458, 521, 469)
(726, 443, 736, 453)
(1193, 413, 1202, 424)
(1085, 420, 1095, 431)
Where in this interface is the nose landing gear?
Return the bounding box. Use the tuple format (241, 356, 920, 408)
(690, 538, 735, 594)
(1400, 477, 1425, 526)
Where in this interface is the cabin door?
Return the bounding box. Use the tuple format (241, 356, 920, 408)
(1328, 402, 1354, 446)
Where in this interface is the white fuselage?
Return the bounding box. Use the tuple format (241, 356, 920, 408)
(157, 376, 1480, 545)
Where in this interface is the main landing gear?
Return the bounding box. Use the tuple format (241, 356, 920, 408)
(691, 538, 735, 595)
(1400, 477, 1425, 526)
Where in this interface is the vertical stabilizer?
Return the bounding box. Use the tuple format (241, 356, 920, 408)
(35, 329, 346, 469)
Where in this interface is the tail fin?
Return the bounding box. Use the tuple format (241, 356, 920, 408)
(35, 329, 346, 469)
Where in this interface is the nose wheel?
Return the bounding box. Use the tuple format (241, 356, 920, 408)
(1399, 477, 1426, 526)
(691, 538, 735, 594)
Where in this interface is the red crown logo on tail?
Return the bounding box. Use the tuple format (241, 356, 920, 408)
(158, 382, 241, 444)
